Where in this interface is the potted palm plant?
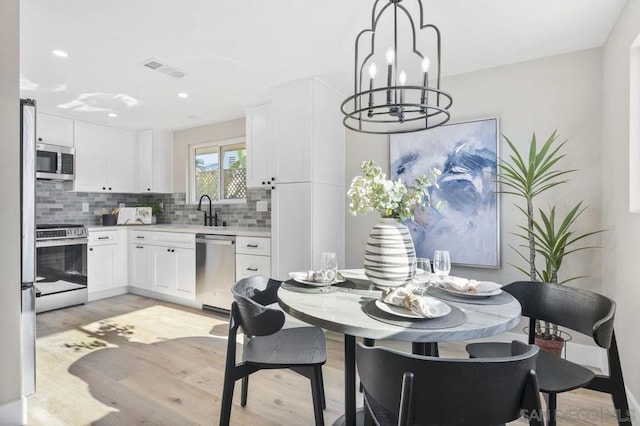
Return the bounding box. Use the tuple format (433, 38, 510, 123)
(499, 131, 603, 354)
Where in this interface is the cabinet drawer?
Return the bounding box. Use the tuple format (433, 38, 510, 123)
(236, 236, 271, 256)
(129, 230, 195, 249)
(89, 230, 119, 245)
(236, 254, 271, 278)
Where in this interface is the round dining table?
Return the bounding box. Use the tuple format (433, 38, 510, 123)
(277, 279, 522, 426)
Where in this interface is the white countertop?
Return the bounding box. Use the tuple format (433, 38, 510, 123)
(87, 224, 271, 238)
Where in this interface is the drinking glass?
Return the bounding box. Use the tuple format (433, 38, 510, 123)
(432, 250, 451, 279)
(413, 258, 432, 295)
(320, 252, 338, 282)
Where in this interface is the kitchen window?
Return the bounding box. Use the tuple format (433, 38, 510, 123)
(188, 138, 246, 203)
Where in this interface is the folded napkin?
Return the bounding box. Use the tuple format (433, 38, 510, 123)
(381, 287, 441, 317)
(439, 276, 478, 293)
(289, 270, 340, 283)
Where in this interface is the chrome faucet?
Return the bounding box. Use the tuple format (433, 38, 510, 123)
(197, 194, 215, 226)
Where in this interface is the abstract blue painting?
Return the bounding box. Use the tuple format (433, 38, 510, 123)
(390, 118, 499, 268)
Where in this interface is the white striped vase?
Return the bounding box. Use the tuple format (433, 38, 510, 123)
(364, 217, 417, 289)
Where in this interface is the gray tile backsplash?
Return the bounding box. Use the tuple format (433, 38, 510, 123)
(36, 180, 271, 228)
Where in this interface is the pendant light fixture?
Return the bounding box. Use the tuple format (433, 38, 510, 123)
(341, 0, 453, 134)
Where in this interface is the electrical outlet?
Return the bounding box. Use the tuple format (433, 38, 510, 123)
(256, 200, 268, 212)
(159, 202, 164, 210)
(82, 202, 89, 213)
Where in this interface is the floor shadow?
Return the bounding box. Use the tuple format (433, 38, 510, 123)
(68, 334, 228, 425)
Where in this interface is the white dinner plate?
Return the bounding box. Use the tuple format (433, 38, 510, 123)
(440, 281, 502, 298)
(375, 297, 451, 319)
(293, 277, 345, 287)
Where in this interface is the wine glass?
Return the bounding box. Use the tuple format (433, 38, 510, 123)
(432, 250, 451, 280)
(320, 252, 338, 282)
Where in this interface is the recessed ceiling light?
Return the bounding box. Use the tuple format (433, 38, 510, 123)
(178, 92, 189, 98)
(52, 50, 68, 58)
(108, 113, 118, 118)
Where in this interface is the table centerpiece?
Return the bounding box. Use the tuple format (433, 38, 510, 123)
(348, 160, 441, 288)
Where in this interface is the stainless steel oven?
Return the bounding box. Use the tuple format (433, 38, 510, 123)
(35, 224, 88, 313)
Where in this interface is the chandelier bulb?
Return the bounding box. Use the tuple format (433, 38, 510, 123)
(369, 63, 378, 79)
(399, 70, 407, 85)
(421, 57, 431, 73)
(386, 48, 395, 65)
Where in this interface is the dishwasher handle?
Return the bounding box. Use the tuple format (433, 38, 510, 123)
(195, 234, 236, 245)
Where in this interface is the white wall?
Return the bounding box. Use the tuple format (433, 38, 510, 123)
(346, 48, 604, 296)
(602, 0, 640, 406)
(0, 0, 25, 423)
(172, 118, 245, 194)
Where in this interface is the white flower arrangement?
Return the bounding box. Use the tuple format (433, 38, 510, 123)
(347, 160, 441, 220)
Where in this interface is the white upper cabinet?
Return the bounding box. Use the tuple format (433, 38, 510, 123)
(136, 129, 173, 193)
(271, 78, 345, 185)
(246, 79, 345, 188)
(73, 120, 135, 193)
(245, 103, 275, 188)
(36, 112, 74, 147)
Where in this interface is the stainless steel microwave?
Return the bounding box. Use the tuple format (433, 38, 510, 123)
(36, 143, 75, 180)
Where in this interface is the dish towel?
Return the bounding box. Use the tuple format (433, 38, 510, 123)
(381, 287, 441, 317)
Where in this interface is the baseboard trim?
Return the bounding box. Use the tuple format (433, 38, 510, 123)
(88, 286, 128, 302)
(0, 397, 24, 426)
(128, 287, 201, 309)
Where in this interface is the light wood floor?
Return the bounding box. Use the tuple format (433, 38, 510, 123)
(28, 294, 620, 425)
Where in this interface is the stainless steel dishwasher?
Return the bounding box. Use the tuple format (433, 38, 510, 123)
(195, 234, 236, 312)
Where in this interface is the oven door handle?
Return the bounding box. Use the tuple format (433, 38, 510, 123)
(36, 238, 88, 248)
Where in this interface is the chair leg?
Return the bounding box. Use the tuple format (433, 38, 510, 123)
(318, 366, 326, 409)
(240, 376, 249, 407)
(310, 365, 325, 426)
(220, 370, 236, 426)
(609, 336, 632, 424)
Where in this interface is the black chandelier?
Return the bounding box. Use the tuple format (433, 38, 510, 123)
(341, 0, 453, 134)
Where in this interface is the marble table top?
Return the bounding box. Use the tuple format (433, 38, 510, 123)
(277, 285, 522, 342)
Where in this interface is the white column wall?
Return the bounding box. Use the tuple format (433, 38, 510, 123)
(0, 0, 25, 423)
(602, 0, 640, 408)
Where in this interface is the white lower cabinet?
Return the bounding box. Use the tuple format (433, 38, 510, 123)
(235, 236, 271, 280)
(88, 229, 128, 301)
(128, 231, 196, 302)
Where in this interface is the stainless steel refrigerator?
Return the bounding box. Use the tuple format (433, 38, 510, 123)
(21, 98, 36, 396)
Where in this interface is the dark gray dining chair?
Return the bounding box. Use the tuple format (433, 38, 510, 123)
(466, 281, 631, 426)
(220, 276, 327, 426)
(357, 340, 543, 426)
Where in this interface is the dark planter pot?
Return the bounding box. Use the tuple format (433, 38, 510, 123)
(535, 335, 565, 356)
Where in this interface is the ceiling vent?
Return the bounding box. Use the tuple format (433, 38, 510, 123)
(140, 58, 186, 79)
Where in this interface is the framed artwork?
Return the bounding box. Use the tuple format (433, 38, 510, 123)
(390, 117, 500, 268)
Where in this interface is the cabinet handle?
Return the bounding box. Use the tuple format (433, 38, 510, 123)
(271, 177, 275, 181)
(247, 267, 258, 272)
(171, 249, 175, 253)
(271, 186, 275, 190)
(102, 187, 106, 190)
(246, 244, 259, 248)
(98, 236, 109, 240)
(167, 248, 170, 252)
(147, 188, 151, 191)
(136, 245, 144, 249)
(262, 181, 266, 185)
(89, 248, 93, 251)
(108, 187, 112, 191)
(136, 236, 145, 239)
